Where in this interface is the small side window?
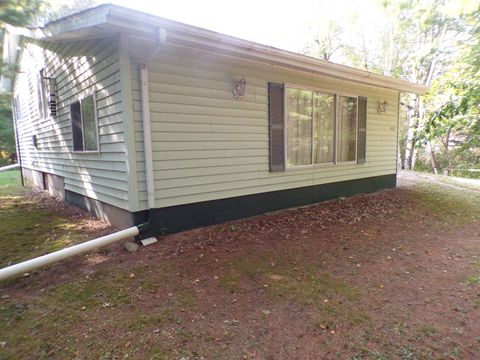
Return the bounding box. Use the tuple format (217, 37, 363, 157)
(71, 94, 99, 152)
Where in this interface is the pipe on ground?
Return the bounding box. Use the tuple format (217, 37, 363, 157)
(0, 163, 20, 172)
(0, 226, 139, 282)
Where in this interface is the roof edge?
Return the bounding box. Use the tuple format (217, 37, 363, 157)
(34, 4, 429, 94)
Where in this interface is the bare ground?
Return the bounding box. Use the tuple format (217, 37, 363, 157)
(1, 170, 480, 359)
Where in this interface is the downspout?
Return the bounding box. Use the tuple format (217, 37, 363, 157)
(134, 37, 165, 240)
(140, 65, 155, 209)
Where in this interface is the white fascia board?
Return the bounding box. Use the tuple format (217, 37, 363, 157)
(164, 29, 429, 94)
(105, 6, 428, 94)
(35, 5, 110, 40)
(33, 4, 429, 94)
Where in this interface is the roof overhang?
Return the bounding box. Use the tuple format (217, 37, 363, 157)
(13, 4, 430, 94)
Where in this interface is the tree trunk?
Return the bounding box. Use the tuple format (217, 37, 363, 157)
(403, 52, 437, 171)
(403, 96, 419, 170)
(444, 127, 451, 172)
(427, 141, 438, 175)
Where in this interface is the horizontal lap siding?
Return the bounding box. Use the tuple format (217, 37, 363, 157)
(144, 45, 398, 208)
(14, 37, 129, 209)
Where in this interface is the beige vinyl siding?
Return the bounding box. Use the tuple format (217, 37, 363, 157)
(134, 44, 399, 209)
(127, 45, 395, 207)
(14, 37, 130, 209)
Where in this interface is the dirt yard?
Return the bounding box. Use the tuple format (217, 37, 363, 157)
(1, 170, 479, 359)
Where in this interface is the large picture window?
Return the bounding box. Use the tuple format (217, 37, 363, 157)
(286, 87, 357, 167)
(71, 94, 98, 152)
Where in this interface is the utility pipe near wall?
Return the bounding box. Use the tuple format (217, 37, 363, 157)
(0, 226, 139, 282)
(140, 65, 155, 209)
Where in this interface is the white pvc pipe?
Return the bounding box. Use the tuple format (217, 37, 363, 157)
(0, 226, 139, 281)
(0, 163, 19, 172)
(140, 65, 155, 209)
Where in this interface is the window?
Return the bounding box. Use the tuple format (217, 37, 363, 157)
(71, 94, 98, 152)
(286, 87, 357, 167)
(337, 95, 358, 162)
(286, 88, 313, 166)
(268, 83, 367, 172)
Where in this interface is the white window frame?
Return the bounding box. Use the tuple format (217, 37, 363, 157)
(283, 83, 359, 169)
(71, 92, 100, 154)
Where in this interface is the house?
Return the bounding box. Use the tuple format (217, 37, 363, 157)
(1, 5, 428, 233)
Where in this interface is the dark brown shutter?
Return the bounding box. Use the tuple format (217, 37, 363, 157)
(268, 82, 285, 172)
(357, 96, 367, 164)
(48, 78, 57, 117)
(71, 101, 83, 151)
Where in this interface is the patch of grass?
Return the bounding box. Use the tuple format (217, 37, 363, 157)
(417, 324, 437, 338)
(169, 287, 197, 309)
(464, 275, 480, 285)
(221, 253, 361, 306)
(218, 271, 241, 292)
(128, 312, 166, 331)
(0, 170, 94, 268)
(221, 252, 369, 333)
(51, 272, 133, 308)
(351, 349, 390, 360)
(410, 182, 480, 227)
(0, 169, 21, 194)
(474, 294, 480, 309)
(0, 302, 27, 325)
(0, 265, 196, 359)
(395, 322, 408, 335)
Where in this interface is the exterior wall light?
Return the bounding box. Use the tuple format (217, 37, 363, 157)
(233, 75, 247, 99)
(377, 99, 388, 114)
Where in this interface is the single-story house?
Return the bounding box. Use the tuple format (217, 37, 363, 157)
(1, 5, 428, 234)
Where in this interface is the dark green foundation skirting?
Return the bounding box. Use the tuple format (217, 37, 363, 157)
(135, 174, 396, 236)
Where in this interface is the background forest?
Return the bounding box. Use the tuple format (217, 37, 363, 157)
(0, 0, 479, 176)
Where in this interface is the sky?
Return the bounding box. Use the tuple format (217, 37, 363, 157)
(48, 0, 477, 67)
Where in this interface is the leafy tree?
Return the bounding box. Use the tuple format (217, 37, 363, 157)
(0, 0, 97, 164)
(416, 7, 480, 175)
(304, 0, 478, 176)
(0, 93, 14, 165)
(0, 0, 45, 164)
(0, 0, 44, 26)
